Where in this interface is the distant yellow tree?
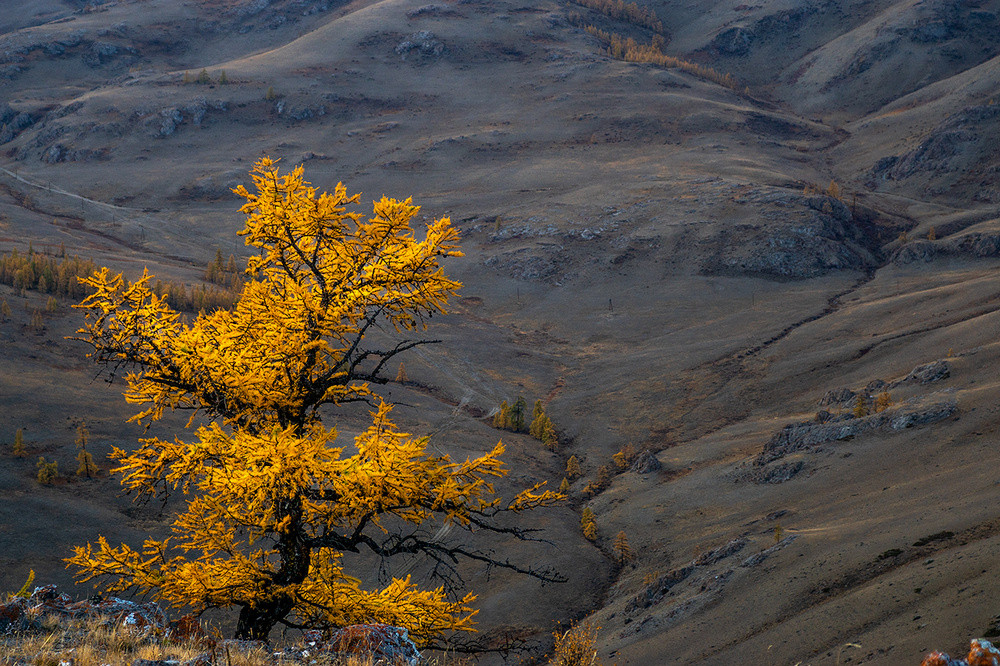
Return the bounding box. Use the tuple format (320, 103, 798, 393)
(218, 70, 230, 85)
(13, 428, 25, 456)
(493, 400, 510, 429)
(197, 68, 211, 84)
(852, 393, 868, 418)
(559, 477, 570, 494)
(874, 391, 892, 413)
(612, 531, 632, 564)
(395, 362, 409, 383)
(30, 310, 44, 332)
(66, 158, 564, 642)
(75, 422, 98, 478)
(566, 455, 582, 480)
(529, 400, 546, 438)
(541, 420, 558, 451)
(826, 180, 841, 199)
(612, 443, 636, 470)
(37, 457, 58, 484)
(927, 227, 936, 241)
(1, 299, 11, 321)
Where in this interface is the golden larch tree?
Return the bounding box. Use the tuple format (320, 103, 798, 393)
(67, 158, 564, 643)
(566, 455, 582, 480)
(613, 531, 632, 565)
(75, 422, 98, 478)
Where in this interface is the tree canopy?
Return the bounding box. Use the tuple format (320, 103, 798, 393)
(67, 158, 564, 643)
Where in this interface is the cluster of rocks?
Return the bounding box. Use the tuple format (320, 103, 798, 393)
(395, 31, 446, 58)
(921, 638, 1000, 666)
(0, 104, 36, 144)
(0, 585, 421, 666)
(739, 361, 955, 483)
(0, 585, 178, 638)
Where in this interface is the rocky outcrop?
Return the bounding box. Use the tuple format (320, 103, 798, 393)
(630, 450, 662, 474)
(318, 624, 421, 666)
(921, 638, 1000, 666)
(900, 360, 950, 385)
(703, 6, 818, 57)
(0, 584, 184, 638)
(868, 104, 1000, 186)
(701, 194, 880, 279)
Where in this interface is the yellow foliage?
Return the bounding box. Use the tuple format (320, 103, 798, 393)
(68, 159, 564, 642)
(549, 621, 601, 666)
(612, 531, 631, 564)
(75, 157, 463, 431)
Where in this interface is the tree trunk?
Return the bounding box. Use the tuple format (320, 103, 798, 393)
(235, 596, 294, 641)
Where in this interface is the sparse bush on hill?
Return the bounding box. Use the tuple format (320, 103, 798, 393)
(13, 428, 25, 456)
(67, 158, 565, 643)
(1, 299, 10, 321)
(36, 456, 58, 484)
(548, 621, 601, 666)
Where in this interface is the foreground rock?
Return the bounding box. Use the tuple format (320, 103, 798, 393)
(921, 638, 1000, 666)
(0, 585, 421, 666)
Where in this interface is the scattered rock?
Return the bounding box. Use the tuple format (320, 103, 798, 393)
(629, 450, 662, 474)
(693, 538, 746, 566)
(739, 535, 796, 567)
(395, 31, 445, 58)
(309, 624, 421, 666)
(741, 460, 805, 484)
(159, 107, 183, 137)
(819, 387, 855, 406)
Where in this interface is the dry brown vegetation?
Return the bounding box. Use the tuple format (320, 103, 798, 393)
(583, 26, 739, 90)
(0, 615, 377, 666)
